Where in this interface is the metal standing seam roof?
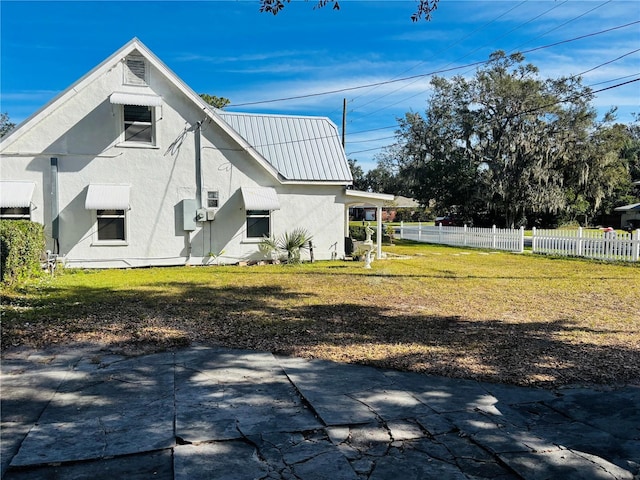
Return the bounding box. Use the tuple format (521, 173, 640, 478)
(217, 112, 353, 182)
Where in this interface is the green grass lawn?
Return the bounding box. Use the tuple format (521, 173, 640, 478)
(2, 241, 638, 388)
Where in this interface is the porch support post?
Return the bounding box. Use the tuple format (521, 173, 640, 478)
(377, 206, 383, 259)
(345, 206, 350, 238)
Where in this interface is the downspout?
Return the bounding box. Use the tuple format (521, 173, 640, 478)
(194, 121, 203, 208)
(50, 157, 59, 254)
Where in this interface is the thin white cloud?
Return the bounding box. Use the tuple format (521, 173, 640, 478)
(0, 90, 60, 102)
(173, 50, 321, 64)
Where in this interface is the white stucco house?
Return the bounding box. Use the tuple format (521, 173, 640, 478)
(0, 38, 392, 268)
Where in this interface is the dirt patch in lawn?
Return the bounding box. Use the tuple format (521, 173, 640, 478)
(2, 249, 639, 389)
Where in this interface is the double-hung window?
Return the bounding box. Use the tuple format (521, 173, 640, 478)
(86, 184, 130, 244)
(123, 105, 154, 144)
(246, 210, 270, 238)
(240, 187, 279, 241)
(207, 191, 219, 208)
(96, 209, 126, 242)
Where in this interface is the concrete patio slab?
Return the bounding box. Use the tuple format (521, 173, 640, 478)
(2, 346, 638, 480)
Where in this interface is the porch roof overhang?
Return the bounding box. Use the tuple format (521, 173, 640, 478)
(85, 184, 131, 210)
(240, 187, 281, 211)
(614, 203, 640, 212)
(345, 189, 394, 206)
(110, 92, 162, 107)
(0, 181, 35, 208)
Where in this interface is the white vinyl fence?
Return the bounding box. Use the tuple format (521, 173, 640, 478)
(396, 223, 525, 253)
(532, 227, 640, 262)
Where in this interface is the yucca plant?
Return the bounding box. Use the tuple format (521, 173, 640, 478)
(278, 228, 312, 264)
(259, 228, 313, 264)
(258, 236, 279, 261)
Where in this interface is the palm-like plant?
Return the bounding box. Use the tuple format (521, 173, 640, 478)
(259, 228, 313, 264)
(278, 228, 312, 263)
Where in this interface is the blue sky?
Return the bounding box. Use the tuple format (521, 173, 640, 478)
(1, 0, 639, 171)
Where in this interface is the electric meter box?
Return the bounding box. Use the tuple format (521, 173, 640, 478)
(196, 208, 216, 222)
(182, 199, 197, 231)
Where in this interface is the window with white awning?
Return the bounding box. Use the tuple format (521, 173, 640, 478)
(240, 187, 280, 239)
(240, 187, 281, 211)
(110, 92, 161, 145)
(0, 181, 35, 208)
(85, 184, 130, 210)
(85, 184, 130, 242)
(0, 181, 35, 219)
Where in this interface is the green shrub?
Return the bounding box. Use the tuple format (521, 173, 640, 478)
(349, 225, 394, 244)
(349, 225, 369, 241)
(0, 220, 45, 285)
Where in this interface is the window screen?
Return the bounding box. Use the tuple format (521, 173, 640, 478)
(124, 105, 153, 143)
(246, 210, 270, 238)
(97, 209, 126, 241)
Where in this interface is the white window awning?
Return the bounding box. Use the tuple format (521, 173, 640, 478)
(85, 184, 131, 210)
(110, 92, 162, 107)
(0, 181, 35, 208)
(240, 187, 281, 211)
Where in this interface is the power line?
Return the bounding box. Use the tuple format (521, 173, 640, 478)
(353, 13, 637, 122)
(347, 144, 399, 156)
(508, 0, 612, 53)
(348, 135, 397, 144)
(343, 0, 530, 113)
(589, 72, 640, 86)
(209, 75, 639, 159)
(352, 44, 640, 130)
(591, 77, 640, 94)
(576, 49, 640, 77)
(228, 20, 639, 108)
(345, 77, 640, 157)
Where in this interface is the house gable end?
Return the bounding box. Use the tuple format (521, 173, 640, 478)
(0, 39, 282, 183)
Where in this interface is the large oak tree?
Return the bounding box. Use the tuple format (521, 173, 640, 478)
(383, 51, 632, 228)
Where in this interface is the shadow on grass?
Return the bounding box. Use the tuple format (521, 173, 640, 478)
(3, 278, 639, 389)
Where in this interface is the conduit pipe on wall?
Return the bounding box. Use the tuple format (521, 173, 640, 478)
(50, 157, 60, 254)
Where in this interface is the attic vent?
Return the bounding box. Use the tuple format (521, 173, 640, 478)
(124, 54, 146, 85)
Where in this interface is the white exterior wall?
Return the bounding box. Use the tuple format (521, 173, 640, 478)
(195, 133, 347, 264)
(1, 50, 349, 268)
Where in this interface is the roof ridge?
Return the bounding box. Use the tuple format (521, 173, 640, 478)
(219, 110, 331, 122)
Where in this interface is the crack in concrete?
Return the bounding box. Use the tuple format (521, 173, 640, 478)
(97, 416, 108, 458)
(5, 350, 638, 480)
(279, 368, 327, 428)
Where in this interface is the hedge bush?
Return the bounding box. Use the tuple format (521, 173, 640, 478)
(349, 225, 394, 244)
(0, 220, 45, 285)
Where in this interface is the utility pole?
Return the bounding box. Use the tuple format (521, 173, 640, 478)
(342, 98, 346, 149)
